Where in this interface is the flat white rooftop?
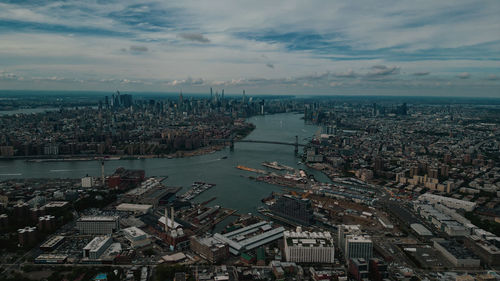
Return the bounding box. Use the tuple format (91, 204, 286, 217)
(83, 236, 111, 252)
(123, 226, 147, 238)
(78, 216, 118, 222)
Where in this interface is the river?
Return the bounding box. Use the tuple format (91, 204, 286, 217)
(0, 113, 327, 214)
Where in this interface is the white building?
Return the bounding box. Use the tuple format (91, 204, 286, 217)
(76, 216, 119, 234)
(81, 176, 96, 188)
(123, 227, 151, 248)
(116, 203, 152, 214)
(338, 225, 362, 255)
(284, 229, 335, 263)
(418, 193, 476, 212)
(83, 236, 112, 260)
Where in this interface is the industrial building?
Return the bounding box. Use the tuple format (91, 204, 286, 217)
(283, 228, 335, 263)
(410, 223, 433, 237)
(159, 207, 190, 251)
(76, 216, 119, 234)
(418, 193, 476, 212)
(122, 178, 179, 208)
(83, 236, 113, 260)
(40, 235, 65, 251)
(464, 235, 500, 266)
(269, 194, 314, 225)
(116, 203, 152, 214)
(213, 221, 285, 255)
(34, 254, 68, 264)
(190, 235, 229, 263)
(123, 227, 151, 248)
(433, 240, 480, 268)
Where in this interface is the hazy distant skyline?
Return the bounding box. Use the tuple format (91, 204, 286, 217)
(0, 0, 499, 96)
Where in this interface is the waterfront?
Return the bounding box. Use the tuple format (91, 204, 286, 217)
(0, 113, 328, 214)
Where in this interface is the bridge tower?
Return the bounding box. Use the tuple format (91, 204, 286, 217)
(294, 135, 299, 155)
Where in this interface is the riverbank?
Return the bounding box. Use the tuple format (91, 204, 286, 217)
(0, 125, 255, 162)
(0, 143, 230, 162)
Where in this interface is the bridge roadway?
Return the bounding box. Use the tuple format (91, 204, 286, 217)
(214, 139, 306, 147)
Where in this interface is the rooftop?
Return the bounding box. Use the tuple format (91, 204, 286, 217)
(78, 216, 118, 222)
(123, 226, 147, 238)
(83, 236, 111, 252)
(40, 236, 65, 248)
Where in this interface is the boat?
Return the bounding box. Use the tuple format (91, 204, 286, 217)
(262, 161, 283, 170)
(179, 182, 216, 200)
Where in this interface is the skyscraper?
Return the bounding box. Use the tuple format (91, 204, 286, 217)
(269, 194, 314, 225)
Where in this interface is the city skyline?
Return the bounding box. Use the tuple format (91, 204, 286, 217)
(0, 0, 499, 96)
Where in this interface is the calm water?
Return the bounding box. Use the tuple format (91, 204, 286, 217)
(0, 113, 327, 214)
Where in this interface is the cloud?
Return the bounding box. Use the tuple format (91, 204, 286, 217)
(367, 65, 400, 76)
(486, 74, 499, 80)
(0, 1, 499, 96)
(168, 77, 205, 86)
(178, 32, 210, 43)
(333, 69, 356, 78)
(0, 71, 19, 80)
(129, 45, 148, 52)
(456, 72, 471, 79)
(413, 71, 430, 76)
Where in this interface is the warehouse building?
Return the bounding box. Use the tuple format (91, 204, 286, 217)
(213, 221, 284, 255)
(35, 254, 68, 264)
(418, 193, 476, 212)
(433, 240, 480, 268)
(76, 216, 119, 234)
(40, 235, 65, 251)
(283, 228, 335, 263)
(116, 203, 152, 214)
(190, 235, 229, 263)
(410, 223, 433, 237)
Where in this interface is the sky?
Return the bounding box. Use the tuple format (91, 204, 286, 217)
(0, 0, 499, 97)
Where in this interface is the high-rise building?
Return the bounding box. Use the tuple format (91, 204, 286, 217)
(338, 225, 373, 260)
(346, 236, 373, 260)
(338, 225, 362, 254)
(369, 258, 389, 281)
(269, 194, 314, 225)
(348, 258, 369, 281)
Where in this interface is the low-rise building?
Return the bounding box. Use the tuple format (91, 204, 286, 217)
(190, 235, 229, 263)
(213, 221, 284, 255)
(123, 227, 151, 248)
(76, 216, 119, 234)
(433, 240, 480, 268)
